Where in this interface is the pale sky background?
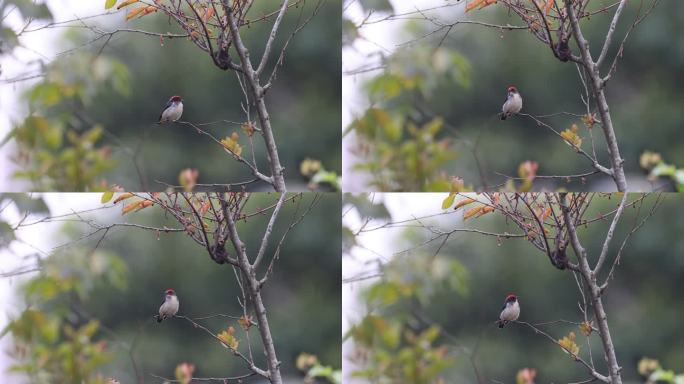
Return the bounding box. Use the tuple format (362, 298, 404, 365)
(342, 0, 457, 191)
(0, 1, 119, 379)
(1, 0, 112, 190)
(342, 193, 455, 383)
(0, 193, 114, 382)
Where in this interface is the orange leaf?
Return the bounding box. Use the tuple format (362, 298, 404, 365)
(199, 201, 211, 215)
(544, 0, 554, 15)
(463, 206, 483, 220)
(117, 0, 139, 10)
(477, 205, 495, 217)
(139, 6, 157, 18)
(455, 197, 477, 210)
(125, 7, 145, 20)
(113, 192, 134, 204)
(466, 0, 497, 12)
(122, 200, 143, 215)
(136, 200, 154, 211)
(203, 7, 215, 22)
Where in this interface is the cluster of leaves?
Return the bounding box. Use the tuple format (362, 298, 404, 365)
(342, 193, 391, 254)
(637, 358, 684, 384)
(8, 53, 130, 191)
(345, 252, 468, 382)
(0, 194, 49, 249)
(2, 248, 127, 382)
(296, 353, 342, 384)
(640, 151, 684, 191)
(342, 0, 394, 45)
(346, 44, 471, 191)
(300, 158, 341, 191)
(0, 0, 52, 56)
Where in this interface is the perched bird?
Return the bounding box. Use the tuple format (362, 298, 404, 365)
(498, 294, 520, 328)
(157, 288, 179, 323)
(157, 95, 184, 123)
(500, 86, 522, 120)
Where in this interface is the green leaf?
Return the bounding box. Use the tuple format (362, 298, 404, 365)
(101, 191, 114, 204)
(11, 0, 53, 20)
(343, 194, 391, 220)
(359, 0, 393, 12)
(0, 222, 16, 246)
(105, 0, 117, 9)
(441, 193, 455, 210)
(0, 194, 49, 214)
(1, 28, 19, 51)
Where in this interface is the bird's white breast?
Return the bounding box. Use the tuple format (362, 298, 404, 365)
(160, 295, 179, 316)
(503, 93, 523, 114)
(162, 102, 183, 122)
(500, 301, 520, 321)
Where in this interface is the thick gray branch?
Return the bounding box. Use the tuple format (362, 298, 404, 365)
(565, 0, 627, 192)
(225, 2, 287, 192)
(559, 194, 623, 384)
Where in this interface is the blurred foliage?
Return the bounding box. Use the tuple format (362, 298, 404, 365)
(0, 194, 49, 249)
(5, 193, 341, 382)
(345, 252, 466, 382)
(346, 44, 471, 191)
(7, 52, 130, 191)
(297, 352, 342, 384)
(2, 247, 127, 383)
(344, 2, 684, 191)
(6, 0, 341, 191)
(342, 193, 391, 254)
(345, 193, 684, 382)
(640, 151, 684, 191)
(0, 0, 52, 56)
(300, 158, 341, 192)
(638, 357, 684, 384)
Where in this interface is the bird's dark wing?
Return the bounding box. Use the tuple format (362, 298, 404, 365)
(158, 100, 172, 121)
(501, 302, 507, 311)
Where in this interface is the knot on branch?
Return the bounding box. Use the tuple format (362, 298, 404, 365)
(214, 48, 233, 71)
(209, 242, 230, 265)
(553, 39, 572, 62)
(551, 241, 569, 270)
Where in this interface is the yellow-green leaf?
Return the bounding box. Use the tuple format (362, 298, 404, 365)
(441, 193, 456, 210)
(105, 0, 117, 9)
(101, 191, 114, 203)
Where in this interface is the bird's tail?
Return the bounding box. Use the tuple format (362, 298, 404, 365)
(500, 113, 507, 121)
(157, 315, 163, 323)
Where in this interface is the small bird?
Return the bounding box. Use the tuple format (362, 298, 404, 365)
(500, 86, 522, 120)
(157, 95, 183, 123)
(157, 288, 179, 323)
(498, 294, 520, 328)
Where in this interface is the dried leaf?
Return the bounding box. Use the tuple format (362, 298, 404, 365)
(116, 0, 139, 9)
(465, 0, 497, 12)
(463, 206, 483, 220)
(579, 321, 593, 336)
(113, 192, 134, 204)
(455, 197, 477, 210)
(558, 331, 580, 357)
(122, 200, 143, 215)
(217, 326, 239, 350)
(238, 315, 253, 331)
(125, 7, 145, 20)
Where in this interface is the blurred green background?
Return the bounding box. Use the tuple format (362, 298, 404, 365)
(343, 193, 683, 383)
(344, 1, 684, 191)
(3, 193, 341, 382)
(6, 0, 341, 191)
